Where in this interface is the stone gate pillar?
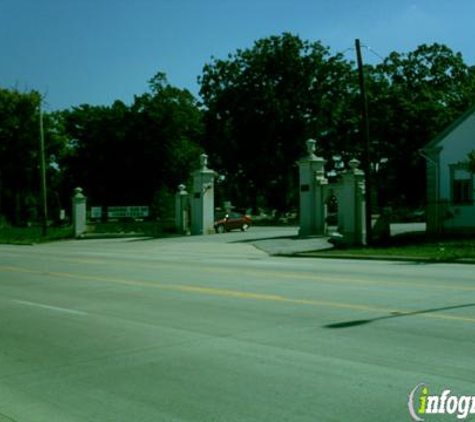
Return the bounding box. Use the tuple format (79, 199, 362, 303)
(72, 187, 87, 238)
(338, 159, 366, 245)
(191, 154, 216, 235)
(298, 139, 328, 236)
(175, 184, 189, 234)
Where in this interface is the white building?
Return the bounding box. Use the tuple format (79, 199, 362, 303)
(422, 105, 475, 234)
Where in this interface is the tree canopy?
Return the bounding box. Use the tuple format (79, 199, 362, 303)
(199, 33, 358, 211)
(2, 34, 475, 226)
(199, 34, 475, 211)
(0, 89, 67, 225)
(59, 73, 203, 216)
(369, 43, 475, 205)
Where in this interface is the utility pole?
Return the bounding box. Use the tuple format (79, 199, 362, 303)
(39, 99, 48, 237)
(355, 39, 373, 245)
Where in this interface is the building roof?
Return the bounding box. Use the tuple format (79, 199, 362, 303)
(424, 102, 475, 150)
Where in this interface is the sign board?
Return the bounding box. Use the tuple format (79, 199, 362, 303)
(90, 206, 103, 219)
(107, 206, 149, 219)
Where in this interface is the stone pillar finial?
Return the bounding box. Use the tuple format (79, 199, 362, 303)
(200, 154, 208, 170)
(178, 184, 186, 193)
(306, 139, 316, 158)
(349, 158, 360, 171)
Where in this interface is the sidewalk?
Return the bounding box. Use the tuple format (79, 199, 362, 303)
(252, 235, 333, 256)
(248, 223, 474, 264)
(249, 223, 426, 256)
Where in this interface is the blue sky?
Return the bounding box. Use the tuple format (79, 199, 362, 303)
(2, 0, 475, 110)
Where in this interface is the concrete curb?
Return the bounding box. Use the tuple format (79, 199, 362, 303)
(277, 251, 475, 264)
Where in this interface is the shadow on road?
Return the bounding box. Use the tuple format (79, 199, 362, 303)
(324, 302, 475, 329)
(230, 235, 302, 244)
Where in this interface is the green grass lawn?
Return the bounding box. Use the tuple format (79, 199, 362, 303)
(0, 226, 74, 245)
(322, 232, 475, 262)
(87, 220, 174, 236)
(0, 220, 177, 245)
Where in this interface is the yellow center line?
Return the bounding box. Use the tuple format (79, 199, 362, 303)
(11, 253, 475, 293)
(1, 264, 475, 324)
(52, 257, 475, 292)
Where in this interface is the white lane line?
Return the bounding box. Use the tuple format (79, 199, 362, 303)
(12, 299, 88, 316)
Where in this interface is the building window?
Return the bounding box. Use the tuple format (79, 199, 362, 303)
(451, 166, 473, 204)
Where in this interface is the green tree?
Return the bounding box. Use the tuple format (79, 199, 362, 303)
(199, 33, 357, 213)
(0, 88, 66, 225)
(60, 101, 134, 207)
(370, 43, 475, 206)
(59, 73, 203, 216)
(200, 37, 475, 212)
(131, 72, 204, 214)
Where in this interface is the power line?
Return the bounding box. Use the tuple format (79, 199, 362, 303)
(362, 44, 386, 62)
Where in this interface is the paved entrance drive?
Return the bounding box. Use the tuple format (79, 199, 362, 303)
(0, 227, 473, 421)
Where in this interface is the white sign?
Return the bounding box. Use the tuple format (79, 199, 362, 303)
(107, 206, 149, 219)
(90, 206, 102, 219)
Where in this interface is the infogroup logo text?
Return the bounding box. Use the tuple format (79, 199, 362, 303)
(408, 383, 475, 421)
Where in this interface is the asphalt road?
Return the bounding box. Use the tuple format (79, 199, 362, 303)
(0, 228, 474, 422)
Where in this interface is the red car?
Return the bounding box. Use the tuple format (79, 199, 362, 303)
(214, 212, 252, 233)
